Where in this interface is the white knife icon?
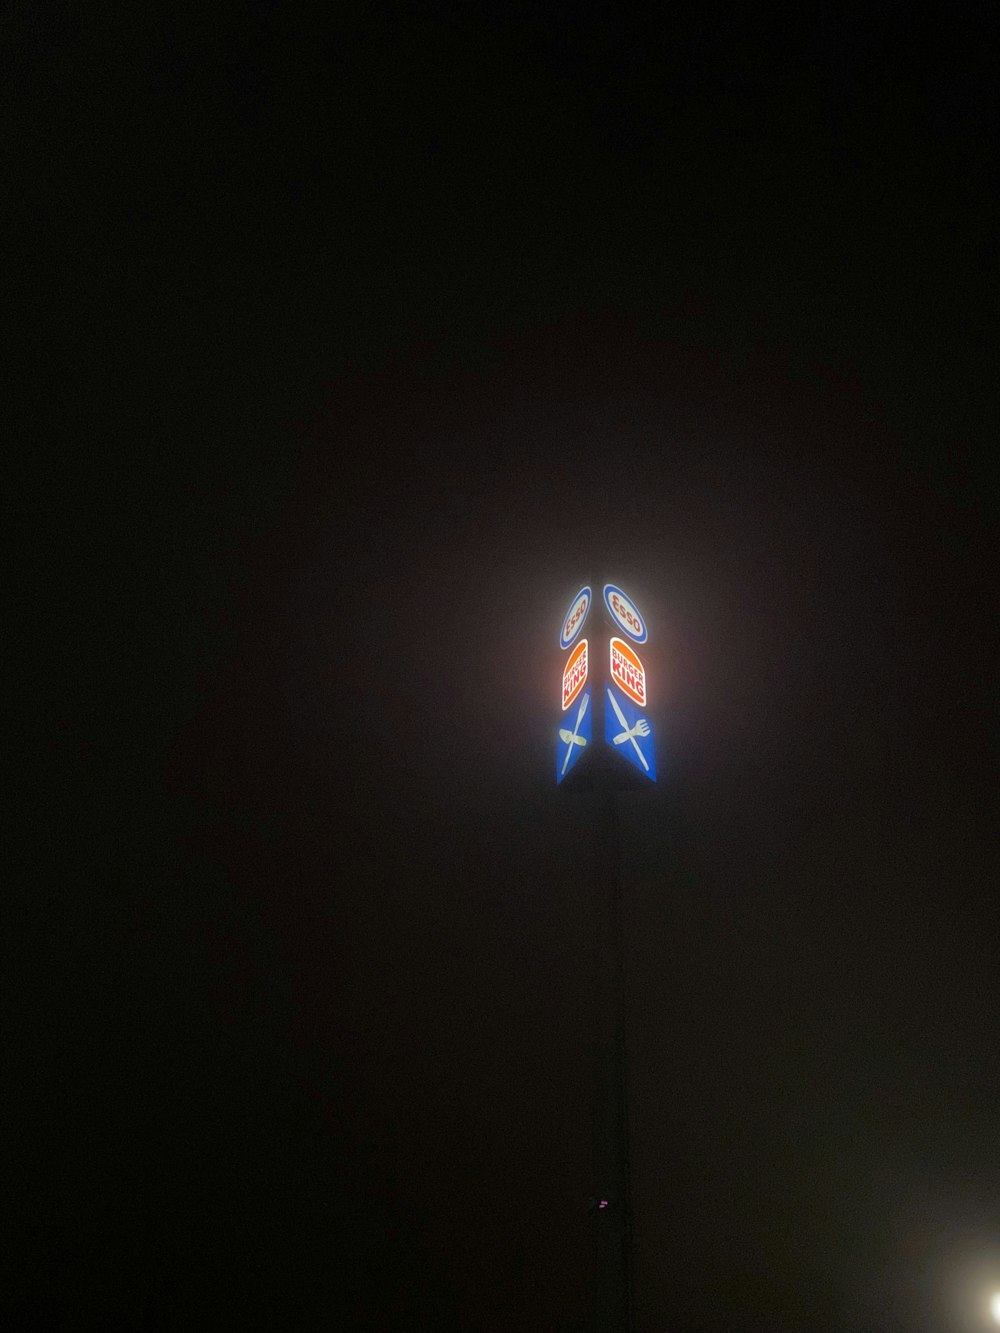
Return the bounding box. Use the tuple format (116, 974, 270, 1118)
(606, 688, 649, 771)
(561, 691, 590, 776)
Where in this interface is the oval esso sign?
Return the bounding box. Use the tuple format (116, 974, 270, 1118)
(559, 585, 591, 650)
(603, 584, 647, 644)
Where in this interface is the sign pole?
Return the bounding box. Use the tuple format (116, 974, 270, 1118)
(556, 580, 652, 1331)
(591, 770, 634, 1332)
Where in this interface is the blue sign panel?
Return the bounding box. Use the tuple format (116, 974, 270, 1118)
(604, 684, 656, 781)
(557, 687, 592, 783)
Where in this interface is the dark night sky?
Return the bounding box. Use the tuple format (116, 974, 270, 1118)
(9, 3, 998, 1330)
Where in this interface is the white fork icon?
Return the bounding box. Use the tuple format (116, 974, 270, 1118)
(613, 718, 651, 744)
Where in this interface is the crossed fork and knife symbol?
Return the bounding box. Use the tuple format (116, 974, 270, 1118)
(559, 691, 589, 776)
(559, 688, 651, 776)
(606, 688, 651, 772)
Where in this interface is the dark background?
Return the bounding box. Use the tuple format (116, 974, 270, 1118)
(9, 3, 998, 1330)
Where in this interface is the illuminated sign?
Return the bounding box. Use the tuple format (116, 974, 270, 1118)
(610, 636, 647, 706)
(557, 688, 591, 782)
(559, 585, 591, 650)
(603, 584, 647, 644)
(605, 684, 656, 781)
(561, 638, 588, 711)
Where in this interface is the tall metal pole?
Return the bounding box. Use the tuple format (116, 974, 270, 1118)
(592, 777, 634, 1331)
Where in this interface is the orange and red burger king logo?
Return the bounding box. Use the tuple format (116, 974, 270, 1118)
(561, 639, 588, 710)
(610, 636, 647, 706)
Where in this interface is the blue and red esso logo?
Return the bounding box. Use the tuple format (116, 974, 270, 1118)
(560, 586, 591, 650)
(603, 584, 647, 644)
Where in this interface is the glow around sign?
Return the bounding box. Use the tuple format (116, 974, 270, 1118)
(603, 584, 647, 644)
(560, 585, 591, 650)
(561, 638, 588, 710)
